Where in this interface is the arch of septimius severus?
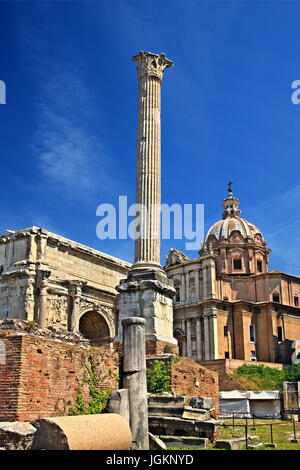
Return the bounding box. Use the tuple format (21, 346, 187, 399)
(0, 51, 300, 365)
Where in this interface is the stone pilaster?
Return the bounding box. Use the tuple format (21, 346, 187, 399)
(186, 319, 192, 358)
(38, 270, 51, 330)
(69, 280, 86, 332)
(203, 313, 210, 360)
(196, 318, 202, 361)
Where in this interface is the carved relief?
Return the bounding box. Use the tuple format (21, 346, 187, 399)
(165, 248, 189, 268)
(47, 294, 68, 327)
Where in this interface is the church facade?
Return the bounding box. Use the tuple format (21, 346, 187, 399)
(166, 185, 300, 365)
(0, 185, 299, 365)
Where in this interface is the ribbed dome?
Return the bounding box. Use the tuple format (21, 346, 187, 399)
(205, 184, 265, 243)
(205, 216, 264, 242)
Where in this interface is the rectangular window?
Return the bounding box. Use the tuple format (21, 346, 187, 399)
(224, 326, 228, 337)
(273, 294, 280, 303)
(277, 326, 283, 342)
(175, 287, 180, 302)
(250, 351, 257, 361)
(233, 258, 242, 270)
(225, 351, 230, 358)
(294, 296, 299, 307)
(257, 260, 262, 272)
(249, 324, 255, 343)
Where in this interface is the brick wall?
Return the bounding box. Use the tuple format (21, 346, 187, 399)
(147, 355, 219, 418)
(0, 331, 118, 422)
(0, 336, 22, 421)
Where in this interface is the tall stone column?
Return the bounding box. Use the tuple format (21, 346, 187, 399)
(131, 51, 173, 273)
(116, 52, 177, 351)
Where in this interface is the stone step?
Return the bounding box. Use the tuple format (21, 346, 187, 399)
(159, 435, 208, 449)
(148, 395, 188, 407)
(149, 415, 219, 440)
(148, 405, 209, 421)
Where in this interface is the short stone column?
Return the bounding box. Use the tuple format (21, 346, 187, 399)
(122, 317, 149, 450)
(38, 270, 51, 330)
(69, 280, 86, 332)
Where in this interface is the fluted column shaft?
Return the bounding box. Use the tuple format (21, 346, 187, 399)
(132, 51, 173, 269)
(135, 75, 161, 264)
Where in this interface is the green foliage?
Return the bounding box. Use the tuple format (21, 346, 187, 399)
(233, 363, 300, 391)
(283, 362, 300, 383)
(234, 364, 285, 390)
(147, 359, 173, 394)
(69, 349, 117, 415)
(25, 321, 36, 332)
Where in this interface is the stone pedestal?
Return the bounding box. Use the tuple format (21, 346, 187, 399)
(116, 270, 177, 347)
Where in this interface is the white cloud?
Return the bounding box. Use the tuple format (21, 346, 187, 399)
(32, 51, 118, 202)
(36, 107, 114, 199)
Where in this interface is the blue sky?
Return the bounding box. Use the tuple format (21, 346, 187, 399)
(0, 0, 300, 275)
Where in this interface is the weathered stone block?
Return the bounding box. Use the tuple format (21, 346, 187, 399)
(189, 396, 213, 410)
(0, 422, 37, 450)
(105, 389, 129, 423)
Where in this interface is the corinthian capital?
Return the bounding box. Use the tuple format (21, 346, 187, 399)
(132, 51, 173, 82)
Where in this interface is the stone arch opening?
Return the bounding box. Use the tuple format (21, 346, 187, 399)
(79, 310, 111, 346)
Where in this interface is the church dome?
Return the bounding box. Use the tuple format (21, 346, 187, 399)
(205, 184, 265, 243)
(205, 216, 264, 242)
(203, 183, 270, 275)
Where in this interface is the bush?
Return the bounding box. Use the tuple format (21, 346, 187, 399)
(233, 363, 300, 391)
(147, 359, 172, 394)
(233, 364, 285, 390)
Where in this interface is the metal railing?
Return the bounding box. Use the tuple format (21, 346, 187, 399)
(220, 412, 300, 450)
